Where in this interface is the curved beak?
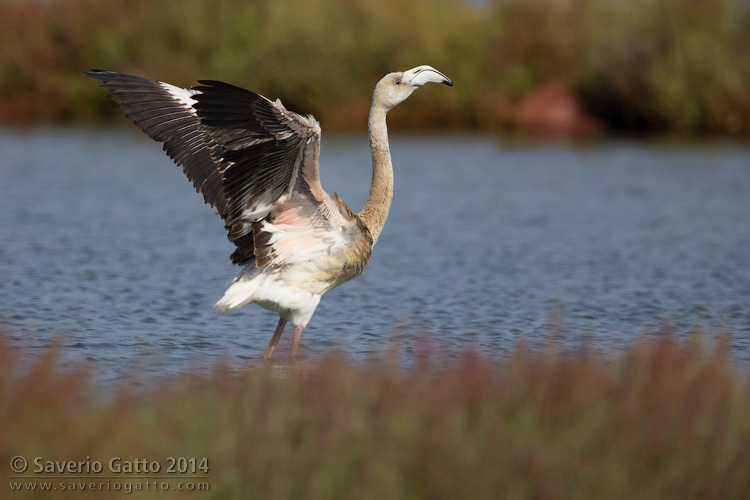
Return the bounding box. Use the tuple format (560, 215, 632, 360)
(402, 65, 454, 87)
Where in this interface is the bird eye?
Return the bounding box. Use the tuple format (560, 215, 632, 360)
(396, 79, 401, 85)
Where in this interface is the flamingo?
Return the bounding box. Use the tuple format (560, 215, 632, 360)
(87, 66, 453, 360)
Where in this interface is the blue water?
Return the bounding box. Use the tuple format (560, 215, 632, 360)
(1, 127, 749, 386)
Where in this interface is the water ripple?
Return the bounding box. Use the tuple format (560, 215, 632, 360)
(0, 128, 748, 386)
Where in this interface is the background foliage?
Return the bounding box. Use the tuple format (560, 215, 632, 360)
(1, 0, 748, 137)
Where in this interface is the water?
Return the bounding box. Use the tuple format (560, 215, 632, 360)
(1, 127, 748, 385)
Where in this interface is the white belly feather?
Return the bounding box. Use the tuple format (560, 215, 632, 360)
(214, 250, 362, 327)
(214, 268, 322, 327)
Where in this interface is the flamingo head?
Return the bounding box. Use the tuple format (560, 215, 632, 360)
(373, 65, 453, 111)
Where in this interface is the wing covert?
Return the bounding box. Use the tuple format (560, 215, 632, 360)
(190, 80, 329, 265)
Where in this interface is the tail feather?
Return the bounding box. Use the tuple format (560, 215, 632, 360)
(214, 280, 257, 314)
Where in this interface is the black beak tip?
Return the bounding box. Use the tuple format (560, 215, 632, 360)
(443, 79, 454, 87)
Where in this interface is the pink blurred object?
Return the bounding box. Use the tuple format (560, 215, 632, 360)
(516, 80, 604, 137)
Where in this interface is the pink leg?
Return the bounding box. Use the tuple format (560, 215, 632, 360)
(289, 326, 304, 361)
(263, 318, 287, 359)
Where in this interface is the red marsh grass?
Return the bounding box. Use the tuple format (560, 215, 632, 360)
(1, 330, 749, 499)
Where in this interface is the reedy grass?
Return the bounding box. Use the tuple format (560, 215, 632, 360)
(2, 330, 749, 499)
(0, 0, 748, 138)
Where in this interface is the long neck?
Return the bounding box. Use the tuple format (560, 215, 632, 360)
(358, 105, 393, 244)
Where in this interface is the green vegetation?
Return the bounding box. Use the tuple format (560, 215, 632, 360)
(3, 331, 749, 499)
(0, 0, 749, 137)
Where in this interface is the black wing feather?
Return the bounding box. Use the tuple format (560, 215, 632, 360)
(86, 70, 227, 215)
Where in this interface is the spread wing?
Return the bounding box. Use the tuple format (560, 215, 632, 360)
(87, 70, 351, 266)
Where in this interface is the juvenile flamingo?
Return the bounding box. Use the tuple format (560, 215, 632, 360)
(88, 66, 453, 360)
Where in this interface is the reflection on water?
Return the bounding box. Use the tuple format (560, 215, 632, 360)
(0, 127, 748, 385)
